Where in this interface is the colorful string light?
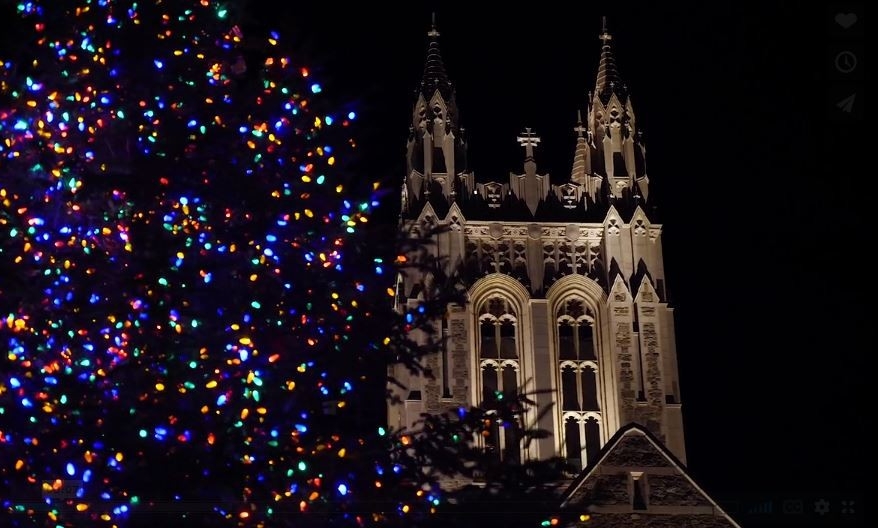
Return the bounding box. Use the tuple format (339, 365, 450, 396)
(0, 2, 424, 526)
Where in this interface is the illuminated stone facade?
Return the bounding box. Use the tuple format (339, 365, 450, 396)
(388, 17, 686, 471)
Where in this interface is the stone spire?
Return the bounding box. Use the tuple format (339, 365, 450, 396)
(595, 16, 626, 103)
(570, 110, 590, 185)
(403, 14, 472, 214)
(419, 13, 453, 100)
(586, 17, 646, 198)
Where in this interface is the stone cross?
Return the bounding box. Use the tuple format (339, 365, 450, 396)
(516, 128, 541, 160)
(600, 16, 612, 42)
(428, 12, 439, 37)
(574, 110, 587, 138)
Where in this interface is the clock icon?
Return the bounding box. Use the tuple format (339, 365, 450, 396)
(834, 51, 858, 74)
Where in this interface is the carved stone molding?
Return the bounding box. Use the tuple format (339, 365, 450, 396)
(527, 223, 543, 240)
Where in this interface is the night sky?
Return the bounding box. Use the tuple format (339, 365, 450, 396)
(258, 3, 866, 520)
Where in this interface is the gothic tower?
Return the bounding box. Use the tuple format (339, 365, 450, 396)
(388, 17, 686, 470)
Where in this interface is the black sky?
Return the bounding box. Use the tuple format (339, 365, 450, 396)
(254, 2, 867, 519)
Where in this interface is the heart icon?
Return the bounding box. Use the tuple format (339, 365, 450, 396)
(835, 13, 858, 29)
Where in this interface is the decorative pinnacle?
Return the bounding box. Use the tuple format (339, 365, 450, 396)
(595, 16, 621, 97)
(600, 16, 612, 41)
(420, 13, 451, 98)
(574, 110, 587, 138)
(428, 12, 440, 37)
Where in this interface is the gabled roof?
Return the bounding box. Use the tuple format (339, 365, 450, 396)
(560, 423, 741, 527)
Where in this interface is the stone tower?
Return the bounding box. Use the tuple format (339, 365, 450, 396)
(388, 17, 686, 470)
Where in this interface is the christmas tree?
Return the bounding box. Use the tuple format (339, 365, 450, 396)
(1, 2, 572, 527)
(1, 1, 393, 525)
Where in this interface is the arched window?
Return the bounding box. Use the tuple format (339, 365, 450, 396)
(560, 363, 580, 410)
(557, 298, 602, 469)
(557, 299, 595, 361)
(578, 323, 596, 360)
(558, 321, 576, 360)
(584, 416, 601, 463)
(478, 295, 520, 462)
(564, 415, 584, 469)
(581, 365, 599, 410)
(563, 413, 603, 469)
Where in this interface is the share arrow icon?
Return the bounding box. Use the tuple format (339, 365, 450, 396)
(837, 94, 856, 113)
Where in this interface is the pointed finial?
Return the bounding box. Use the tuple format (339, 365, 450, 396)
(574, 110, 587, 138)
(420, 13, 451, 97)
(428, 12, 440, 37)
(600, 16, 612, 42)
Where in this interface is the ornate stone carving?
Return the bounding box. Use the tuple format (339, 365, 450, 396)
(615, 322, 632, 346)
(424, 354, 441, 414)
(527, 223, 542, 240)
(642, 322, 663, 409)
(606, 218, 621, 236)
(449, 308, 469, 406)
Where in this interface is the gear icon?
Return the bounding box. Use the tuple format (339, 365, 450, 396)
(814, 499, 830, 515)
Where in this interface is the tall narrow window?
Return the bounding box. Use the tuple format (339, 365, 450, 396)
(585, 417, 601, 464)
(558, 322, 576, 360)
(581, 365, 599, 411)
(499, 320, 516, 359)
(478, 295, 520, 462)
(561, 364, 579, 411)
(486, 415, 501, 463)
(563, 414, 602, 470)
(557, 299, 595, 361)
(557, 298, 602, 469)
(631, 472, 648, 511)
(480, 320, 497, 359)
(578, 323, 595, 360)
(502, 362, 518, 398)
(481, 363, 498, 402)
(564, 415, 583, 469)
